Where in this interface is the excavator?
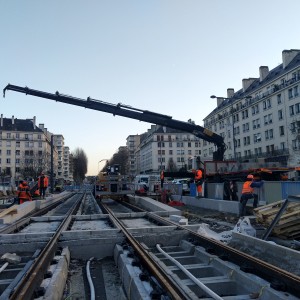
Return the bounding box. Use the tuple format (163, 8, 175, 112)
(3, 84, 227, 161)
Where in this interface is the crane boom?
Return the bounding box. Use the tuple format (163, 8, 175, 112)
(3, 84, 226, 160)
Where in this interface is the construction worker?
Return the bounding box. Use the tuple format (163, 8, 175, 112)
(239, 174, 264, 217)
(194, 168, 203, 198)
(17, 181, 32, 204)
(38, 172, 49, 199)
(160, 170, 164, 188)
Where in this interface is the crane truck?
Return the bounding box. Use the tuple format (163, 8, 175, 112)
(3, 84, 293, 189)
(3, 84, 226, 161)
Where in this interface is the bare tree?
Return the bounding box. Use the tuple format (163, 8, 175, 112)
(104, 147, 129, 175)
(19, 150, 51, 180)
(72, 148, 88, 184)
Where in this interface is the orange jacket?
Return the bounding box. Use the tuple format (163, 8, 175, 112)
(242, 181, 254, 194)
(195, 169, 203, 181)
(160, 171, 164, 180)
(18, 183, 32, 201)
(38, 175, 49, 188)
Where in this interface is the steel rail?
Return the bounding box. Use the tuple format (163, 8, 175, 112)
(8, 193, 84, 300)
(147, 212, 300, 297)
(102, 203, 186, 300)
(102, 199, 300, 296)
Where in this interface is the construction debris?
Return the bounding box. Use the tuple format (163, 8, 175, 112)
(254, 200, 300, 239)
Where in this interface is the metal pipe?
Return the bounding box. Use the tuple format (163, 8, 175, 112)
(156, 244, 223, 300)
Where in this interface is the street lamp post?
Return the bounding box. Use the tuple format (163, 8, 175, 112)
(210, 95, 252, 160)
(98, 159, 108, 175)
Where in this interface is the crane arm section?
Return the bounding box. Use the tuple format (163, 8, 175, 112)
(3, 84, 226, 160)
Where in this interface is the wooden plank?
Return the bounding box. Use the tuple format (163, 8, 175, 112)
(0, 205, 18, 218)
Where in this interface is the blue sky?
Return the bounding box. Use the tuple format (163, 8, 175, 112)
(1, 1, 299, 175)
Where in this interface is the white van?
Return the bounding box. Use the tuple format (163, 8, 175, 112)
(133, 174, 160, 193)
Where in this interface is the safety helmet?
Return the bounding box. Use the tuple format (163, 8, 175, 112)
(247, 174, 254, 179)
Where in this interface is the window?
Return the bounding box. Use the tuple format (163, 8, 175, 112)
(279, 126, 284, 136)
(16, 133, 20, 139)
(251, 104, 259, 115)
(6, 141, 11, 147)
(242, 123, 249, 132)
(289, 88, 293, 99)
(294, 86, 299, 97)
(6, 158, 11, 164)
(6, 150, 11, 155)
(296, 103, 300, 114)
(16, 141, 20, 148)
(243, 136, 250, 146)
(169, 150, 173, 155)
(254, 133, 261, 143)
(277, 94, 282, 104)
(188, 142, 191, 147)
(7, 133, 11, 139)
(38, 134, 42, 140)
(16, 150, 20, 156)
(290, 105, 295, 116)
(25, 134, 29, 140)
(242, 110, 248, 119)
(278, 109, 283, 120)
(169, 142, 172, 147)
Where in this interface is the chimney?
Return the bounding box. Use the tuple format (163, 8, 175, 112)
(242, 78, 256, 92)
(32, 116, 36, 129)
(39, 123, 44, 130)
(12, 115, 14, 125)
(259, 66, 269, 82)
(227, 88, 235, 98)
(217, 98, 223, 107)
(0, 114, 3, 127)
(282, 49, 300, 69)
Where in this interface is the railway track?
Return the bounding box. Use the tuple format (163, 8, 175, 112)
(0, 192, 299, 299)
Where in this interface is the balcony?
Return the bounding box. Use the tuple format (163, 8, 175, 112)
(235, 149, 290, 165)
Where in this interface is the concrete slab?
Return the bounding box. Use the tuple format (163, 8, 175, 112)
(230, 232, 300, 276)
(59, 235, 124, 260)
(172, 195, 239, 215)
(127, 195, 182, 215)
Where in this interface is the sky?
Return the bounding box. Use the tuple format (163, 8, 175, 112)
(1, 0, 300, 175)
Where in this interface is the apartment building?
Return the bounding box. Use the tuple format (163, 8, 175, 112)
(0, 115, 58, 182)
(202, 49, 300, 167)
(126, 134, 141, 176)
(137, 125, 202, 174)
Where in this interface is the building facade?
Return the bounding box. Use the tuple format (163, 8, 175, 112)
(136, 125, 202, 174)
(126, 134, 141, 176)
(202, 49, 300, 167)
(0, 115, 58, 183)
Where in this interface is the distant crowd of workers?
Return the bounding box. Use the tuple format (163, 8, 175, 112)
(17, 172, 49, 204)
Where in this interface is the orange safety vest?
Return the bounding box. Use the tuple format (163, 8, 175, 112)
(38, 175, 49, 188)
(18, 184, 32, 201)
(195, 170, 202, 181)
(160, 171, 164, 180)
(242, 181, 254, 194)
